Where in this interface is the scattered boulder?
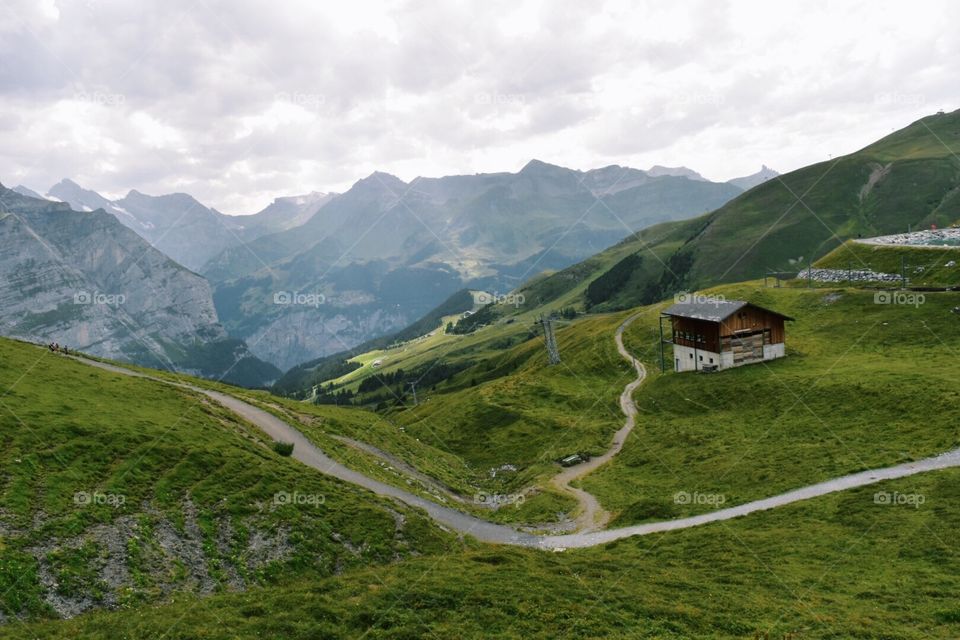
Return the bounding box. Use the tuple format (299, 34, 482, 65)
(797, 268, 903, 284)
(857, 228, 960, 247)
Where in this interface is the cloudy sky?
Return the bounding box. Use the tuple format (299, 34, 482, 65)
(0, 0, 956, 213)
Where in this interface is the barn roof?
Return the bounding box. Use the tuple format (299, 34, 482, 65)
(662, 299, 794, 322)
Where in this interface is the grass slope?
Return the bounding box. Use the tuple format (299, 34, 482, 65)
(246, 275, 960, 532)
(359, 279, 960, 532)
(517, 109, 960, 315)
(390, 313, 631, 485)
(5, 279, 960, 636)
(0, 338, 456, 623)
(816, 240, 960, 286)
(8, 468, 960, 638)
(583, 282, 960, 525)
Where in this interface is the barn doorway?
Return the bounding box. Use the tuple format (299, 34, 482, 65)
(730, 329, 767, 364)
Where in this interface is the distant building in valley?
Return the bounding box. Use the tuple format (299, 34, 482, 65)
(660, 299, 793, 372)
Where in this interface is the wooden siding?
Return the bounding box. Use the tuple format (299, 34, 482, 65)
(728, 331, 765, 363)
(669, 304, 787, 356)
(670, 317, 721, 353)
(718, 306, 786, 344)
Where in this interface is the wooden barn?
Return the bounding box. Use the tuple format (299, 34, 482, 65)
(660, 299, 793, 372)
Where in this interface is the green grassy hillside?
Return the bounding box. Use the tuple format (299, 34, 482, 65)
(252, 253, 960, 531)
(681, 110, 960, 284)
(259, 276, 960, 535)
(388, 313, 631, 482)
(8, 468, 960, 638)
(280, 116, 916, 395)
(6, 278, 960, 636)
(517, 109, 960, 314)
(370, 280, 960, 532)
(0, 338, 456, 623)
(815, 241, 960, 286)
(583, 282, 960, 525)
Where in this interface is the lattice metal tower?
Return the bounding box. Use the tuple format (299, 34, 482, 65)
(541, 314, 561, 365)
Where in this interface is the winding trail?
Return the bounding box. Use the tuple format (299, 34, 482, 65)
(549, 312, 646, 531)
(71, 328, 960, 550)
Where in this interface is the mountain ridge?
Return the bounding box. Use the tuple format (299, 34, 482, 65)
(48, 179, 335, 271)
(726, 164, 780, 190)
(0, 184, 279, 386)
(201, 160, 744, 369)
(514, 108, 960, 315)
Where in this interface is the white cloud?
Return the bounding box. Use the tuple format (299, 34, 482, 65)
(0, 0, 957, 213)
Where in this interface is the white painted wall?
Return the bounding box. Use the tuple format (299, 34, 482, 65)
(672, 344, 721, 372)
(720, 351, 735, 369)
(763, 343, 785, 360)
(672, 342, 785, 372)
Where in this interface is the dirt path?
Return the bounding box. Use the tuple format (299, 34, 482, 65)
(70, 350, 960, 550)
(543, 449, 960, 549)
(548, 311, 646, 531)
(71, 356, 540, 546)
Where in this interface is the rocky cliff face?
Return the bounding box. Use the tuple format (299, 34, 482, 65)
(0, 185, 278, 385)
(242, 305, 410, 372)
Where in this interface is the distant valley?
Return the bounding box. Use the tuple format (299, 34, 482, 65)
(20, 101, 949, 388)
(10, 161, 764, 372)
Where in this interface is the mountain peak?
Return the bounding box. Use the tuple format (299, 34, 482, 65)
(364, 170, 403, 181)
(752, 164, 778, 177)
(353, 171, 407, 193)
(519, 159, 569, 175)
(47, 179, 115, 211)
(727, 165, 780, 191)
(48, 178, 88, 198)
(518, 158, 577, 176)
(12, 185, 45, 200)
(646, 165, 708, 181)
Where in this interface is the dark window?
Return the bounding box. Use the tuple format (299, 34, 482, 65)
(699, 355, 703, 361)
